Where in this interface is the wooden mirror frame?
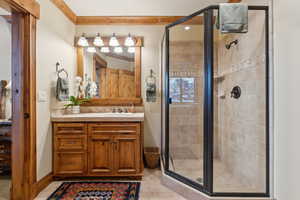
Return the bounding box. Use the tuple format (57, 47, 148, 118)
(75, 36, 143, 106)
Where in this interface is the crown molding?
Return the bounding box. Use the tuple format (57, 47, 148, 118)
(50, 0, 203, 25)
(228, 0, 242, 2)
(1, 0, 40, 18)
(51, 0, 77, 24)
(76, 16, 202, 25)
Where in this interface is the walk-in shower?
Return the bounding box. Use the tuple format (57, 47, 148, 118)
(161, 5, 269, 197)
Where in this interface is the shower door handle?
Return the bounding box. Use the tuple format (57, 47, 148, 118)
(168, 98, 172, 104)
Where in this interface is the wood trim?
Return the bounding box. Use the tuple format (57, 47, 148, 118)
(50, 0, 204, 25)
(228, 0, 242, 2)
(2, 0, 40, 18)
(82, 98, 143, 106)
(51, 0, 76, 24)
(11, 11, 26, 200)
(76, 47, 84, 77)
(9, 7, 38, 200)
(76, 16, 203, 25)
(135, 47, 141, 98)
(25, 14, 37, 199)
(32, 173, 53, 197)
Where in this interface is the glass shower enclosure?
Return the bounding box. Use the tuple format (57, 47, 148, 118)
(161, 5, 269, 197)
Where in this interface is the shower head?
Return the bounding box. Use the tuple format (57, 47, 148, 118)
(225, 39, 239, 49)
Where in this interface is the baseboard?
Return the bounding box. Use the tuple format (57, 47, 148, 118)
(32, 172, 53, 198)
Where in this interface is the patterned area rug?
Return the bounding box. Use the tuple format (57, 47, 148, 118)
(47, 182, 140, 200)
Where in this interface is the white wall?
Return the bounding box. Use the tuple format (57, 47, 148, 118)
(0, 17, 11, 81)
(36, 0, 76, 180)
(273, 1, 300, 200)
(76, 26, 165, 147)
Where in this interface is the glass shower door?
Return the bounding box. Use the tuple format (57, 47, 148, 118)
(166, 12, 205, 185)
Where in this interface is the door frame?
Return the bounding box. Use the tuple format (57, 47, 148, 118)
(0, 0, 39, 199)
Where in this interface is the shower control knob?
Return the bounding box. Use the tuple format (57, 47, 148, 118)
(231, 86, 241, 99)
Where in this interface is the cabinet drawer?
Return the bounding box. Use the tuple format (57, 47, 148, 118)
(89, 123, 140, 135)
(54, 152, 87, 175)
(54, 123, 87, 135)
(55, 136, 86, 151)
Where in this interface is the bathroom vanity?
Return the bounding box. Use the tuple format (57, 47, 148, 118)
(51, 113, 144, 178)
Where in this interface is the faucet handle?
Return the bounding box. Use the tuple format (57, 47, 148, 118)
(117, 107, 123, 113)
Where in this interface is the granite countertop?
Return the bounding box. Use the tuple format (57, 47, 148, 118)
(51, 112, 145, 122)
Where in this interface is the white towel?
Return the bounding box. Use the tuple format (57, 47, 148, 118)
(219, 3, 248, 33)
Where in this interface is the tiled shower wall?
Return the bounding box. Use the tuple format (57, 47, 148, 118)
(215, 11, 266, 191)
(169, 41, 220, 160)
(169, 41, 204, 159)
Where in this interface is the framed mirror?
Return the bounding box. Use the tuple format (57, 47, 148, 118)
(75, 36, 143, 106)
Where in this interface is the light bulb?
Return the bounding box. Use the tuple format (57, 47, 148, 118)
(114, 47, 123, 53)
(109, 33, 120, 47)
(77, 33, 89, 47)
(125, 33, 135, 46)
(184, 26, 191, 31)
(100, 47, 110, 53)
(87, 47, 96, 53)
(128, 47, 135, 53)
(93, 33, 104, 46)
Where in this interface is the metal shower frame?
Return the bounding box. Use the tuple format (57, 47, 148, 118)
(162, 5, 270, 197)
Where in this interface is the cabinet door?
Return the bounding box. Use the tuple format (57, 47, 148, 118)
(88, 135, 113, 175)
(54, 152, 86, 175)
(114, 135, 140, 174)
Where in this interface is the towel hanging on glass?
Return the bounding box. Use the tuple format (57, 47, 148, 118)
(218, 3, 248, 34)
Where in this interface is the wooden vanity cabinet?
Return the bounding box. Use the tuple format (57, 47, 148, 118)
(53, 122, 143, 178)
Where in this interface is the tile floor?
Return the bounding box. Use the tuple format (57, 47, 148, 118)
(35, 169, 187, 200)
(173, 158, 263, 193)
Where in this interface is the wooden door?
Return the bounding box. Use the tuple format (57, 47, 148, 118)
(88, 135, 114, 175)
(114, 135, 140, 174)
(106, 68, 119, 98)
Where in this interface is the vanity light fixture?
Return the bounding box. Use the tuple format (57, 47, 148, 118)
(128, 47, 135, 54)
(100, 47, 110, 53)
(109, 33, 120, 47)
(87, 46, 96, 53)
(77, 33, 89, 47)
(125, 33, 135, 46)
(184, 26, 191, 31)
(93, 33, 104, 46)
(114, 47, 123, 53)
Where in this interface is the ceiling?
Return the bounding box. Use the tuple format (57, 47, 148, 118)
(64, 0, 224, 16)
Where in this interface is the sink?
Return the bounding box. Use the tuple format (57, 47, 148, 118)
(51, 112, 144, 122)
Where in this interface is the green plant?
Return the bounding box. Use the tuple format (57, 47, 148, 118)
(64, 96, 89, 109)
